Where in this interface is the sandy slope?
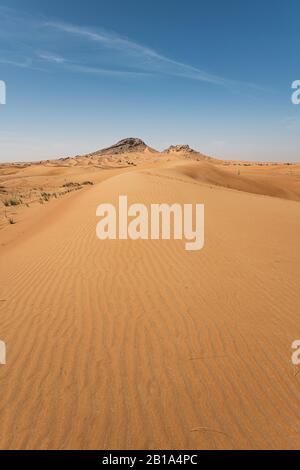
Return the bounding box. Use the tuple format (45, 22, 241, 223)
(0, 158, 300, 449)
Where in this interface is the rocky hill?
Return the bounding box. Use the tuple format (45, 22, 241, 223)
(86, 138, 157, 157)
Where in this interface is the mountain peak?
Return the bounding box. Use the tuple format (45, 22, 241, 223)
(165, 144, 194, 153)
(115, 137, 146, 148)
(89, 137, 149, 156)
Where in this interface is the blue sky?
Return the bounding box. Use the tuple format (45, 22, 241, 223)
(0, 0, 299, 162)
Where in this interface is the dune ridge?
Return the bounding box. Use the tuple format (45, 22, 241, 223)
(1, 139, 299, 232)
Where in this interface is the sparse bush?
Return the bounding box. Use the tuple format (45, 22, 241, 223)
(8, 217, 16, 225)
(82, 181, 94, 186)
(41, 192, 51, 202)
(3, 198, 21, 207)
(63, 182, 81, 188)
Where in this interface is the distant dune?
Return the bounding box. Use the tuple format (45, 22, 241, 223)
(0, 138, 300, 449)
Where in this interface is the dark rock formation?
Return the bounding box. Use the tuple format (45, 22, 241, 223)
(89, 138, 148, 156)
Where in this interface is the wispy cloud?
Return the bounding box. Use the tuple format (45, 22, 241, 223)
(45, 21, 237, 87)
(45, 22, 159, 58)
(0, 58, 32, 68)
(67, 64, 151, 77)
(36, 52, 150, 77)
(37, 52, 66, 64)
(0, 7, 262, 90)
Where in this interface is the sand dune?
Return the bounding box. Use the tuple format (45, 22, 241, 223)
(145, 160, 300, 201)
(0, 142, 300, 449)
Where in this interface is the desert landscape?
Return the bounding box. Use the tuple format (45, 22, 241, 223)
(0, 137, 299, 449)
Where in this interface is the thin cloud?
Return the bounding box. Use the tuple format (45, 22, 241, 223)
(45, 21, 163, 59)
(0, 7, 263, 90)
(36, 52, 150, 77)
(68, 64, 151, 77)
(45, 21, 238, 87)
(37, 52, 66, 64)
(0, 58, 32, 68)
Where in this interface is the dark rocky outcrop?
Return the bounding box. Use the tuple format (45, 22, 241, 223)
(88, 138, 150, 156)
